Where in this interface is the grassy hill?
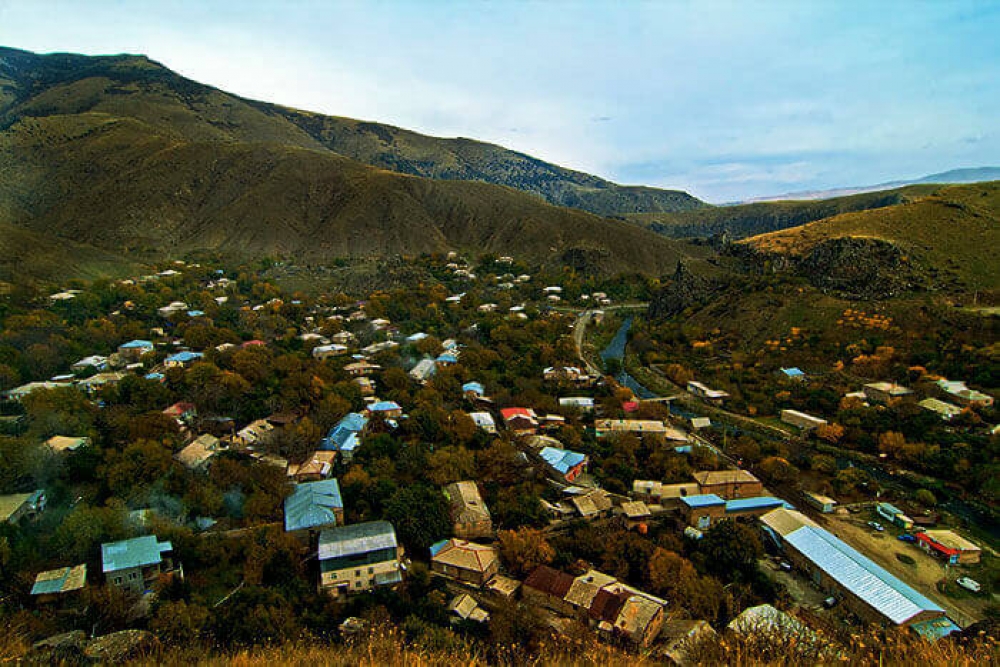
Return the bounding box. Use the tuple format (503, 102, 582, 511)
(0, 47, 712, 279)
(743, 181, 1000, 291)
(624, 185, 943, 240)
(0, 46, 705, 217)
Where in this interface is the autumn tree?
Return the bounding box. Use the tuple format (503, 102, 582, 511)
(498, 527, 555, 577)
(816, 422, 845, 444)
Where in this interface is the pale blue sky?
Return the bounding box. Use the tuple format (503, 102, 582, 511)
(2, 0, 997, 202)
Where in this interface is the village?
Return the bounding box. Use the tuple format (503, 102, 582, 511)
(0, 252, 995, 660)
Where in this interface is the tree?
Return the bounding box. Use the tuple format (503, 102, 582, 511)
(757, 456, 799, 486)
(816, 422, 845, 444)
(150, 600, 210, 644)
(878, 431, 906, 458)
(497, 527, 555, 577)
(914, 488, 937, 507)
(698, 519, 762, 582)
(425, 447, 476, 486)
(385, 484, 451, 553)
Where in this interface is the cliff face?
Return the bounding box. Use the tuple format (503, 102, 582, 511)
(648, 261, 720, 319)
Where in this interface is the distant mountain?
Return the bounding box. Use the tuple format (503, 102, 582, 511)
(624, 184, 944, 240)
(741, 181, 1000, 294)
(0, 46, 705, 217)
(740, 167, 1000, 203)
(0, 46, 708, 280)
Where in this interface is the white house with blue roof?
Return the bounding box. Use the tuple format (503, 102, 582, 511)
(164, 351, 203, 368)
(284, 479, 344, 533)
(102, 535, 176, 595)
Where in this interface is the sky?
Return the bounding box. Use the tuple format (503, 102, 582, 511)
(1, 0, 998, 203)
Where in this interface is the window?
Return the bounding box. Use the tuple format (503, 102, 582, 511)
(368, 567, 374, 574)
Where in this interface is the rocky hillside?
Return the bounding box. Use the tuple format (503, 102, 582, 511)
(0, 46, 705, 217)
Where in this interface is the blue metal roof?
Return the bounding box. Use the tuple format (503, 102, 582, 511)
(166, 351, 202, 363)
(370, 401, 402, 412)
(321, 413, 367, 450)
(909, 616, 961, 641)
(784, 525, 944, 625)
(462, 381, 485, 395)
(186, 310, 205, 317)
(780, 367, 805, 377)
(101, 536, 172, 573)
(726, 496, 791, 512)
(681, 494, 725, 508)
(539, 446, 586, 474)
(120, 339, 153, 349)
(318, 520, 397, 560)
(284, 479, 343, 532)
(878, 502, 904, 515)
(144, 372, 164, 380)
(429, 539, 449, 557)
(436, 353, 458, 364)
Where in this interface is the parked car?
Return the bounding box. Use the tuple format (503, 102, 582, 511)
(779, 561, 793, 572)
(956, 577, 982, 593)
(867, 521, 885, 532)
(897, 534, 916, 542)
(823, 596, 838, 609)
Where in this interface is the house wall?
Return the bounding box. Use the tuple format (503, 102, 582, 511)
(320, 556, 400, 596)
(700, 480, 764, 500)
(431, 559, 498, 586)
(453, 518, 492, 540)
(107, 563, 162, 595)
(683, 504, 725, 528)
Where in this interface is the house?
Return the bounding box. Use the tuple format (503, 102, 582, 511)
(524, 567, 666, 647)
(30, 564, 87, 603)
(174, 433, 223, 471)
(76, 372, 125, 393)
(71, 355, 109, 373)
(462, 381, 485, 399)
(45, 435, 91, 453)
(345, 361, 382, 377)
(690, 416, 712, 430)
(321, 412, 368, 460)
(918, 398, 963, 421)
(804, 491, 837, 513)
(102, 535, 176, 595)
(331, 331, 355, 345)
(661, 619, 717, 666)
(780, 409, 828, 431)
(164, 351, 203, 368)
(235, 419, 275, 447)
(863, 382, 914, 405)
(409, 358, 437, 383)
(317, 521, 404, 596)
(559, 397, 594, 412)
(691, 470, 763, 500)
(436, 352, 458, 366)
(0, 490, 46, 524)
(543, 366, 594, 386)
(760, 508, 954, 632)
(353, 376, 376, 396)
(443, 481, 492, 539)
(778, 367, 806, 381)
(723, 496, 790, 520)
(3, 381, 63, 401)
(240, 339, 267, 349)
(915, 530, 981, 565)
(632, 480, 700, 504)
(619, 501, 652, 528)
(570, 489, 614, 519)
(287, 451, 338, 482)
(430, 539, 500, 586)
(501, 407, 539, 435)
(538, 446, 588, 482)
(686, 381, 729, 405)
(594, 419, 670, 438)
(367, 401, 403, 420)
(163, 401, 197, 424)
(936, 380, 993, 408)
(312, 344, 349, 360)
(468, 411, 497, 433)
(117, 339, 154, 361)
(405, 332, 429, 344)
(876, 502, 914, 530)
(284, 479, 344, 533)
(448, 593, 490, 623)
(680, 494, 726, 529)
(485, 574, 521, 600)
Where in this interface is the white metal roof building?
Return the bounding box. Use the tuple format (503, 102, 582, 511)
(783, 525, 946, 626)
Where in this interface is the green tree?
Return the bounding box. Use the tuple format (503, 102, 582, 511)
(385, 484, 451, 553)
(698, 519, 762, 582)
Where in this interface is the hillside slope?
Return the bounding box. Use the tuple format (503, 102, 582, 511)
(742, 182, 1000, 292)
(625, 185, 942, 240)
(0, 108, 707, 277)
(0, 46, 705, 216)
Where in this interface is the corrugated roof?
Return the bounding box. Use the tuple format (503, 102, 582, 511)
(539, 447, 586, 474)
(101, 536, 172, 573)
(725, 497, 790, 513)
(318, 520, 397, 560)
(784, 525, 943, 624)
(760, 508, 819, 537)
(524, 565, 574, 598)
(430, 539, 498, 573)
(693, 469, 760, 486)
(284, 479, 342, 532)
(681, 494, 725, 508)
